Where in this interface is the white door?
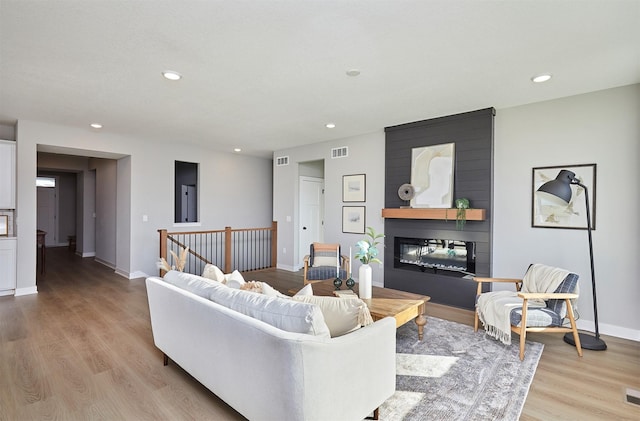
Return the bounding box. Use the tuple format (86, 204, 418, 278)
(298, 176, 324, 268)
(37, 186, 57, 246)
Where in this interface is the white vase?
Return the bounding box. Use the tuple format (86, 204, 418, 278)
(358, 263, 372, 299)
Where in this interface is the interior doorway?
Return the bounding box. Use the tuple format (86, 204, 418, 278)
(297, 160, 325, 269)
(37, 182, 57, 246)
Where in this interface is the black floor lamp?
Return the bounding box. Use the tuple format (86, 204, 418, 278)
(537, 169, 607, 351)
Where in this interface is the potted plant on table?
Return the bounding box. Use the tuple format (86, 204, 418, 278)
(354, 227, 384, 299)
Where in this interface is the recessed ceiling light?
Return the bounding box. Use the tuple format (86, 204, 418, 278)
(346, 69, 361, 77)
(531, 73, 552, 83)
(90, 123, 103, 129)
(162, 70, 182, 81)
(326, 123, 336, 129)
(234, 148, 242, 152)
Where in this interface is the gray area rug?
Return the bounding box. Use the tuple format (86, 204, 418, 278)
(380, 316, 543, 420)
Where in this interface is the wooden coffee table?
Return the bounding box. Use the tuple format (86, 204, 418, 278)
(290, 280, 430, 340)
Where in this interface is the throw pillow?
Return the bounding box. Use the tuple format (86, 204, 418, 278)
(294, 283, 313, 297)
(311, 242, 341, 267)
(239, 280, 288, 298)
(291, 295, 373, 337)
(225, 270, 246, 289)
(201, 264, 226, 283)
(240, 280, 263, 293)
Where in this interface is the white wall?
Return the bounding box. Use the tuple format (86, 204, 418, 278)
(274, 85, 638, 340)
(91, 158, 118, 267)
(494, 84, 639, 340)
(273, 131, 387, 285)
(15, 120, 273, 293)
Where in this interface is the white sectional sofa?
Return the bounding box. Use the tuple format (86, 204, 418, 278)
(145, 272, 396, 421)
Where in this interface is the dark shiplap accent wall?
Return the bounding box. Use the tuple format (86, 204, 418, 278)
(384, 108, 494, 310)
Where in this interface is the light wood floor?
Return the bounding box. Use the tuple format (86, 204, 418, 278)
(1, 248, 638, 420)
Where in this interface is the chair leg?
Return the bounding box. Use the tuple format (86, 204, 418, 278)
(474, 311, 479, 332)
(566, 299, 583, 357)
(519, 299, 529, 361)
(474, 281, 482, 332)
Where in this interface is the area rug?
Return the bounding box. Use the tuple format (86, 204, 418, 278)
(379, 316, 543, 421)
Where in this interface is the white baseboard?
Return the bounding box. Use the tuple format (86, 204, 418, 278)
(276, 263, 297, 272)
(94, 257, 115, 270)
(115, 269, 148, 280)
(81, 251, 96, 258)
(577, 319, 640, 342)
(15, 286, 38, 296)
(0, 290, 14, 297)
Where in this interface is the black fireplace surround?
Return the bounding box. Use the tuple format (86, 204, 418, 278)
(383, 108, 494, 310)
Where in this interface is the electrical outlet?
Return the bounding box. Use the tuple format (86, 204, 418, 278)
(283, 247, 286, 254)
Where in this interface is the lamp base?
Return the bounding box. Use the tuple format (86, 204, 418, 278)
(563, 332, 607, 351)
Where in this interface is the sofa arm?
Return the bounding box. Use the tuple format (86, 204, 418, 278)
(297, 316, 397, 420)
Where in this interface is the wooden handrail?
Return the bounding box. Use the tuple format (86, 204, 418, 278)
(158, 221, 278, 276)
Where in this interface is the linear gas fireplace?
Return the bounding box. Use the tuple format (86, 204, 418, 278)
(395, 237, 476, 277)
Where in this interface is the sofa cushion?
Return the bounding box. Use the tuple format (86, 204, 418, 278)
(163, 270, 227, 299)
(291, 295, 373, 337)
(209, 287, 331, 338)
(202, 264, 226, 283)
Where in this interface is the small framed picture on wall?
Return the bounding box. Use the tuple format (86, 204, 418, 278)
(342, 206, 365, 234)
(342, 174, 366, 202)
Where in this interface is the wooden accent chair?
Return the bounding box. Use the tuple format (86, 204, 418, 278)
(303, 242, 350, 285)
(474, 264, 583, 361)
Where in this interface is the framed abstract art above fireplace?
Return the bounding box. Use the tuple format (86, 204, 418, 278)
(532, 163, 596, 230)
(410, 142, 455, 208)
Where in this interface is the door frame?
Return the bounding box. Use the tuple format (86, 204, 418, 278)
(298, 176, 324, 270)
(36, 176, 59, 247)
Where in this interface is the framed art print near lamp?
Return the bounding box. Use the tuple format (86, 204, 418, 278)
(536, 167, 606, 351)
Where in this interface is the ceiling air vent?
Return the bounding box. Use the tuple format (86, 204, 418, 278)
(275, 156, 289, 166)
(331, 146, 348, 159)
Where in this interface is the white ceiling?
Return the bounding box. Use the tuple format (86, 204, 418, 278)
(1, 0, 638, 158)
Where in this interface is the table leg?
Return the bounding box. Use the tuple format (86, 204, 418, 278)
(414, 302, 427, 340)
(414, 314, 427, 340)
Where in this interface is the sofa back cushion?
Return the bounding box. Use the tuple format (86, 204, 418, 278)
(209, 287, 331, 338)
(163, 270, 227, 299)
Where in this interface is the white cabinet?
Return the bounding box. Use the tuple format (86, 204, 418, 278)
(0, 238, 17, 293)
(0, 140, 16, 209)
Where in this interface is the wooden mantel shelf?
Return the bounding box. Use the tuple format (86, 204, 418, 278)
(381, 208, 486, 221)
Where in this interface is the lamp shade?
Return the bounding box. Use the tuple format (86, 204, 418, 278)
(537, 169, 575, 205)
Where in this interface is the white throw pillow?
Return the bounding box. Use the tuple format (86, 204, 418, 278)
(163, 270, 226, 299)
(291, 295, 373, 337)
(201, 264, 226, 283)
(225, 270, 246, 289)
(260, 281, 288, 298)
(294, 283, 313, 297)
(209, 287, 331, 338)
